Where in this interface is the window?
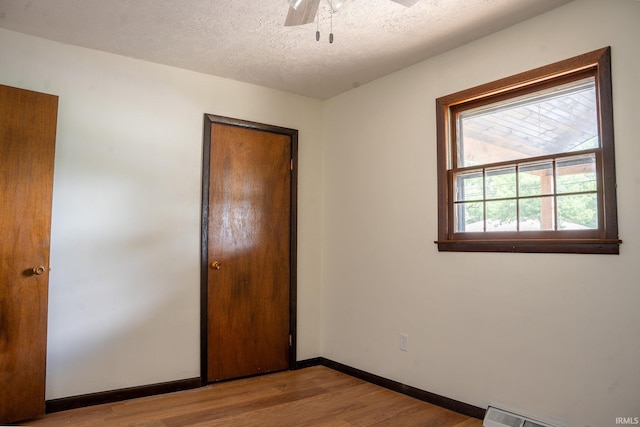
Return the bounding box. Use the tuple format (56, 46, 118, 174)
(436, 47, 620, 254)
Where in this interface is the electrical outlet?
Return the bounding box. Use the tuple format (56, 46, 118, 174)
(400, 333, 408, 351)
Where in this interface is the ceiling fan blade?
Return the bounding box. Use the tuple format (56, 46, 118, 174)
(284, 0, 321, 26)
(288, 0, 305, 8)
(391, 0, 420, 6)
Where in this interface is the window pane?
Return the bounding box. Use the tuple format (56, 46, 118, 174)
(454, 170, 483, 202)
(556, 154, 597, 194)
(519, 196, 555, 230)
(486, 167, 516, 200)
(455, 202, 484, 232)
(557, 193, 598, 229)
(458, 77, 598, 167)
(486, 199, 517, 231)
(519, 161, 554, 197)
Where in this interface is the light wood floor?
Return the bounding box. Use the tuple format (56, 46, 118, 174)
(24, 366, 483, 426)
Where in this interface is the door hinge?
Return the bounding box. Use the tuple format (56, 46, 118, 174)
(289, 334, 293, 347)
(290, 159, 294, 171)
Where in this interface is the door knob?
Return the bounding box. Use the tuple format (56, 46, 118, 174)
(210, 261, 221, 270)
(32, 266, 46, 275)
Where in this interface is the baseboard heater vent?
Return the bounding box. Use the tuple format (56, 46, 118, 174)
(484, 406, 561, 427)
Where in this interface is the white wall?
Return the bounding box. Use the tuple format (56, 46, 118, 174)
(322, 1, 640, 426)
(0, 29, 324, 399)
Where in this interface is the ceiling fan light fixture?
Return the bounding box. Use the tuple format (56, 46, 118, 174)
(331, 0, 353, 12)
(391, 0, 420, 6)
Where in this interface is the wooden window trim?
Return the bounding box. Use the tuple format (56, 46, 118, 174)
(435, 47, 621, 254)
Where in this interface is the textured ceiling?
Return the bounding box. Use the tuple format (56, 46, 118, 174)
(0, 0, 573, 99)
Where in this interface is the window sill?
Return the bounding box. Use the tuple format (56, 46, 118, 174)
(435, 239, 621, 254)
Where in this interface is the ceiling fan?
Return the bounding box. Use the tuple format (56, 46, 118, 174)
(284, 0, 421, 27)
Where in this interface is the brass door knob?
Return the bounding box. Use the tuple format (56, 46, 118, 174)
(32, 266, 46, 275)
(210, 261, 221, 270)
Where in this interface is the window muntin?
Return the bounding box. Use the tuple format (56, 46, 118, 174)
(436, 47, 620, 254)
(452, 152, 598, 233)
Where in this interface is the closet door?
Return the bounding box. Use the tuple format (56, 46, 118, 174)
(0, 84, 58, 423)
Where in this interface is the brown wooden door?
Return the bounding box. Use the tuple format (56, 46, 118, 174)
(204, 116, 296, 382)
(0, 84, 58, 423)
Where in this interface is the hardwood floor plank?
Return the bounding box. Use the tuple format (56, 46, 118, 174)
(194, 383, 377, 427)
(25, 366, 483, 426)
